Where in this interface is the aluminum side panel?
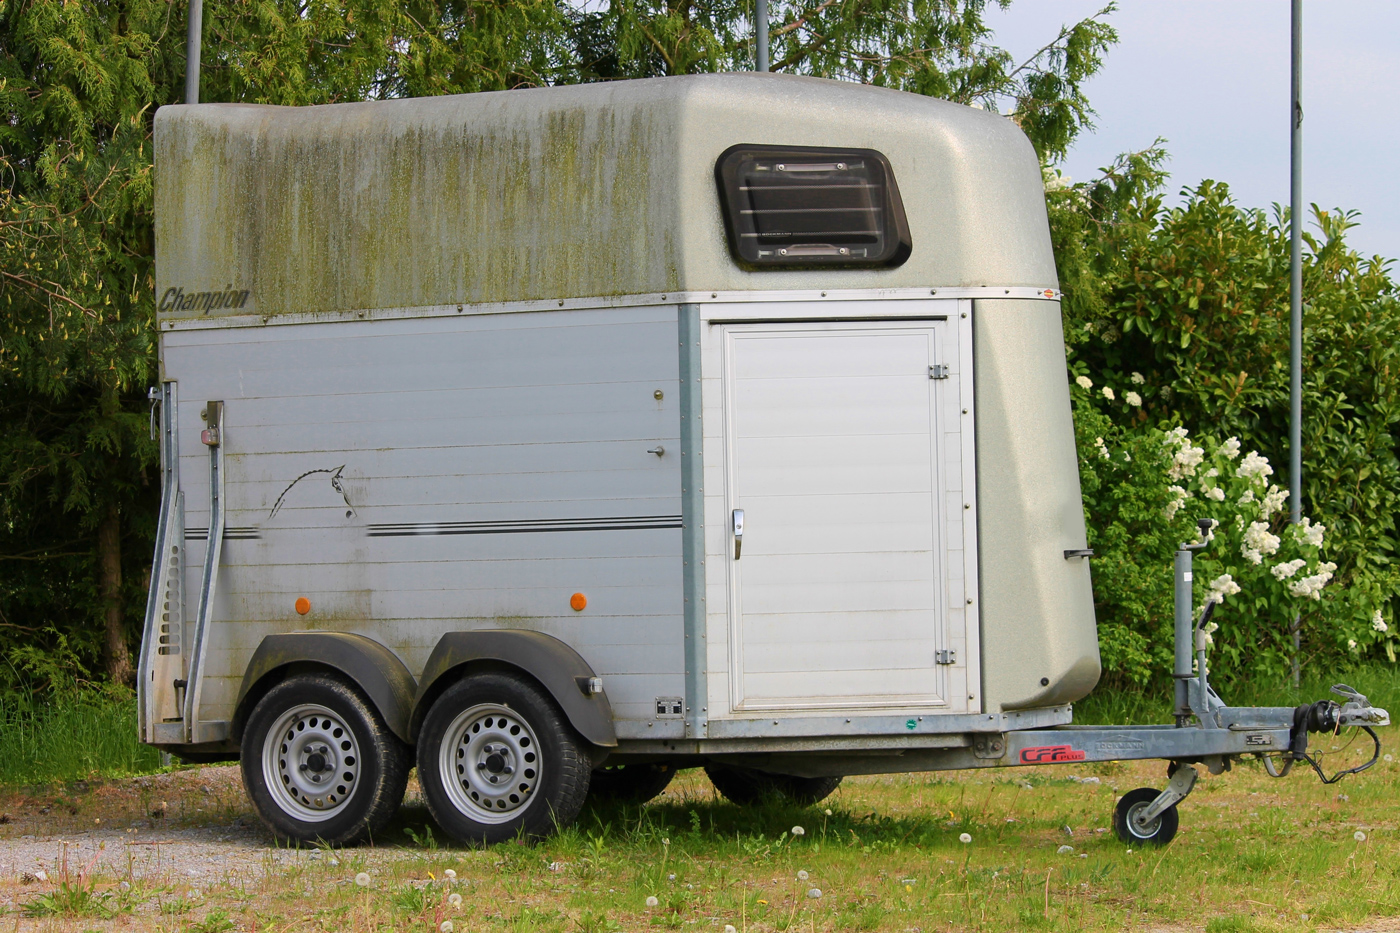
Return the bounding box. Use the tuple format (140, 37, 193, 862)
(163, 306, 685, 727)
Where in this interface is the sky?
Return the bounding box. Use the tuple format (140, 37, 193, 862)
(983, 0, 1400, 261)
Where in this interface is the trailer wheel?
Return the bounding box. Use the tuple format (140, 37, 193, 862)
(241, 673, 409, 846)
(417, 673, 591, 844)
(588, 763, 677, 804)
(1113, 787, 1179, 846)
(704, 764, 842, 806)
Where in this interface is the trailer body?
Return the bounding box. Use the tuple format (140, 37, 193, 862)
(145, 75, 1098, 768)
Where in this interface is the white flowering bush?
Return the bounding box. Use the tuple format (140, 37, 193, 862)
(1072, 378, 1394, 685)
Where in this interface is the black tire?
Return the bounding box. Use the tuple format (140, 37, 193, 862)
(1113, 787, 1179, 846)
(417, 673, 591, 844)
(704, 764, 842, 806)
(589, 762, 677, 804)
(240, 673, 410, 846)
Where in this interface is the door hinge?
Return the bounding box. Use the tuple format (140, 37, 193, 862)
(936, 649, 956, 665)
(929, 364, 950, 380)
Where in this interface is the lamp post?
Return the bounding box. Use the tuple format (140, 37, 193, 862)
(186, 0, 203, 103)
(1289, 0, 1303, 687)
(756, 0, 770, 72)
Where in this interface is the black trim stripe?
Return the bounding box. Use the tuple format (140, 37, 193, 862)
(185, 527, 260, 541)
(367, 515, 683, 537)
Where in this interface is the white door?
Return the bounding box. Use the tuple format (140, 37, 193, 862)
(722, 319, 967, 713)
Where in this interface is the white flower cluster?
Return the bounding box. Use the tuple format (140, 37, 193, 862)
(1241, 521, 1281, 565)
(1125, 391, 1142, 407)
(1236, 450, 1273, 484)
(1165, 427, 1205, 480)
(1130, 372, 1145, 385)
(1373, 610, 1389, 634)
(1206, 486, 1225, 501)
(1295, 517, 1326, 548)
(1102, 387, 1115, 401)
(1288, 561, 1337, 600)
(1218, 437, 1241, 460)
(1270, 558, 1306, 581)
(1075, 375, 1093, 390)
(1205, 574, 1241, 605)
(1165, 485, 1190, 520)
(1094, 437, 1110, 460)
(1260, 485, 1288, 519)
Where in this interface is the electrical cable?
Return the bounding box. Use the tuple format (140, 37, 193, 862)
(1300, 726, 1380, 785)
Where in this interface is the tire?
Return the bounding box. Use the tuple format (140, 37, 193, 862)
(589, 762, 677, 804)
(1113, 787, 1179, 846)
(240, 673, 410, 846)
(417, 673, 591, 844)
(704, 764, 842, 806)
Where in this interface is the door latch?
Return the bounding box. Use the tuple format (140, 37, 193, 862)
(732, 508, 744, 560)
(936, 649, 956, 665)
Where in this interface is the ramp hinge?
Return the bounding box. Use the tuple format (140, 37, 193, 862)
(929, 364, 950, 380)
(936, 649, 956, 665)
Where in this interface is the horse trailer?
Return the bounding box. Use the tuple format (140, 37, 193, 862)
(142, 73, 1388, 847)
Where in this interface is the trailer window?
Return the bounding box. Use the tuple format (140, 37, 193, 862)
(715, 144, 911, 268)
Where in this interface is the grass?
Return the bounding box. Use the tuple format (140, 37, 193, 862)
(8, 761, 1393, 931)
(1075, 661, 1400, 725)
(0, 688, 163, 785)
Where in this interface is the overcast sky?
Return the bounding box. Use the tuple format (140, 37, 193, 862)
(983, 0, 1400, 261)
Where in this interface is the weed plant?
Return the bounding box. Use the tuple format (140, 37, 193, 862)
(0, 687, 162, 785)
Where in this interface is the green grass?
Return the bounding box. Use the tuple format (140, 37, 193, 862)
(1075, 661, 1400, 725)
(0, 689, 163, 785)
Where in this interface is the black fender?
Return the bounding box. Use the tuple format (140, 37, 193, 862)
(232, 633, 417, 744)
(412, 630, 617, 748)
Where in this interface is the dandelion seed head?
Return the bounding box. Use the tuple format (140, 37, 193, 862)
(806, 888, 822, 899)
(797, 870, 809, 881)
(791, 825, 806, 837)
(355, 873, 371, 887)
(959, 833, 972, 844)
(444, 869, 457, 880)
(449, 893, 463, 908)
(1355, 830, 1368, 842)
(440, 921, 454, 933)
(1057, 845, 1074, 855)
(646, 895, 659, 908)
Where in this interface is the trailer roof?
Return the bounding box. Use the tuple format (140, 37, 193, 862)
(154, 74, 1056, 323)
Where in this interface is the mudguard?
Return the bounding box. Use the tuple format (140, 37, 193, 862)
(412, 630, 617, 748)
(232, 632, 417, 743)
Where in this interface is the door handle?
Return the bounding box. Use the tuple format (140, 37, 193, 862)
(732, 508, 744, 560)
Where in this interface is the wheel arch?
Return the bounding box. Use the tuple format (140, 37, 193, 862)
(232, 633, 417, 744)
(411, 631, 617, 749)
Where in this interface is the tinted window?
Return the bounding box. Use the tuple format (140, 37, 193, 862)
(715, 144, 911, 268)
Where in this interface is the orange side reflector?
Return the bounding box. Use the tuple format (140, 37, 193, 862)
(570, 592, 587, 612)
(295, 597, 311, 615)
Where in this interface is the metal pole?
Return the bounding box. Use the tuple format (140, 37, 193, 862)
(1289, 0, 1303, 687)
(756, 0, 769, 72)
(185, 0, 203, 104)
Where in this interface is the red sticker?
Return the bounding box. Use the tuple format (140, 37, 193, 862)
(1019, 744, 1086, 764)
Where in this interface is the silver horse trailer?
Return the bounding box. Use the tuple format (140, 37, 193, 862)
(142, 73, 1388, 847)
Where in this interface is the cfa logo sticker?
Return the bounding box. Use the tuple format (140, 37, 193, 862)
(1018, 744, 1086, 764)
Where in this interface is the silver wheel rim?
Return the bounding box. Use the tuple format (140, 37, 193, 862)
(262, 703, 361, 823)
(439, 703, 542, 825)
(1125, 800, 1162, 839)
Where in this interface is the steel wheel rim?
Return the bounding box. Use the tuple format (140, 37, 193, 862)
(439, 703, 541, 824)
(1125, 800, 1162, 839)
(262, 703, 361, 823)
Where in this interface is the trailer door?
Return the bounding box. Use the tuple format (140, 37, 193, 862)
(720, 317, 972, 715)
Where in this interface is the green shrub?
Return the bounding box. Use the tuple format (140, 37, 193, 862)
(1053, 166, 1400, 689)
